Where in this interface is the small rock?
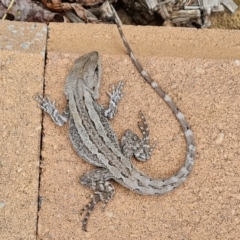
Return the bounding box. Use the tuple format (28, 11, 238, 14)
(105, 211, 114, 218)
(216, 132, 224, 144)
(0, 202, 5, 208)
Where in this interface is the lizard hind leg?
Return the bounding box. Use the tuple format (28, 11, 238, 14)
(121, 111, 155, 161)
(79, 168, 115, 231)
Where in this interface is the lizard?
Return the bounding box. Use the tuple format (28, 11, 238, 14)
(36, 7, 196, 232)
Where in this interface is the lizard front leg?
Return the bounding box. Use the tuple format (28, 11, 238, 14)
(36, 95, 69, 126)
(79, 168, 114, 231)
(121, 111, 155, 161)
(104, 81, 124, 119)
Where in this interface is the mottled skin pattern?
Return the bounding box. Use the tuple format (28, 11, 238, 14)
(36, 9, 196, 231)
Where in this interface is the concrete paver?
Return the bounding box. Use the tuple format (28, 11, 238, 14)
(39, 23, 240, 239)
(1, 20, 240, 239)
(0, 21, 47, 240)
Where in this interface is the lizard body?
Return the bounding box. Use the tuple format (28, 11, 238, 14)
(37, 9, 195, 231)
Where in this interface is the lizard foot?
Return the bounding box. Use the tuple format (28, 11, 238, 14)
(121, 111, 155, 161)
(79, 169, 115, 231)
(104, 81, 124, 119)
(36, 94, 56, 114)
(35, 94, 69, 126)
(80, 182, 115, 231)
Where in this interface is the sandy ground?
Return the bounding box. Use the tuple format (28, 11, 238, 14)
(1, 21, 240, 239)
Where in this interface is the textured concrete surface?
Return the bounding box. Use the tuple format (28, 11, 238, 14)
(0, 21, 47, 239)
(1, 20, 240, 240)
(38, 23, 240, 239)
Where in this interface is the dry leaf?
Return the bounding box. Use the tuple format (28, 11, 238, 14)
(1, 0, 64, 22)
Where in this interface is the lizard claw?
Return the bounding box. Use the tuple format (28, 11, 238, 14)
(36, 94, 56, 115)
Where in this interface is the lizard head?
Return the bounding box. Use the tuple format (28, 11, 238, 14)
(65, 51, 102, 100)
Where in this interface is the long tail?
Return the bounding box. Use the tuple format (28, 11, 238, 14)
(111, 5, 196, 195)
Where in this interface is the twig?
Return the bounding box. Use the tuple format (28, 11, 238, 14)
(2, 0, 15, 20)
